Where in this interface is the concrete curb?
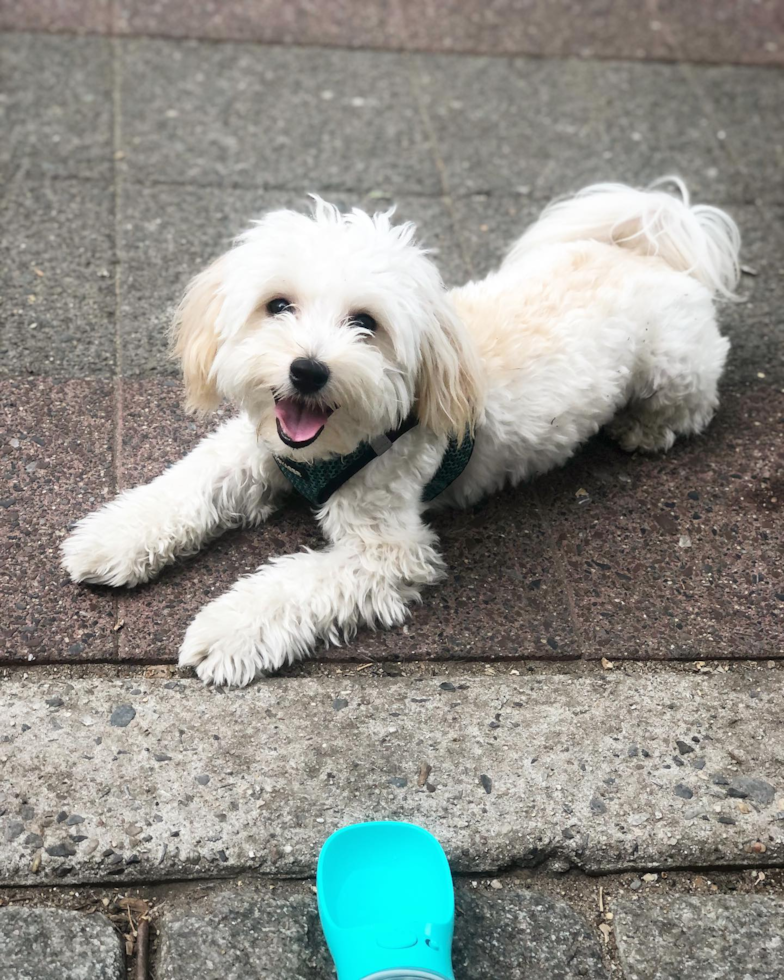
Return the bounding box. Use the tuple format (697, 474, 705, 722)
(1, 670, 782, 885)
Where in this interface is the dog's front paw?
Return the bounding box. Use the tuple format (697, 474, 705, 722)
(178, 598, 268, 687)
(61, 502, 165, 588)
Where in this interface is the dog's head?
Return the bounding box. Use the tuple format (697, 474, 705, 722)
(172, 198, 482, 459)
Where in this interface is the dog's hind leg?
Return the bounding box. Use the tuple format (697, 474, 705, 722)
(607, 316, 730, 454)
(607, 393, 715, 453)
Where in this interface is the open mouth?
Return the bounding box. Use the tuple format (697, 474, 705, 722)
(274, 396, 335, 449)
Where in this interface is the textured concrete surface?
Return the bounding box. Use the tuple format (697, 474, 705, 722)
(452, 193, 543, 279)
(0, 34, 113, 183)
(0, 0, 111, 35)
(155, 878, 608, 979)
(0, 179, 116, 377)
(1, 379, 117, 662)
(0, 670, 782, 885)
(119, 40, 441, 193)
(416, 56, 739, 201)
(536, 388, 784, 660)
(690, 64, 784, 195)
(0, 907, 124, 980)
(156, 883, 332, 980)
(9, 1, 777, 67)
(451, 885, 608, 979)
(715, 206, 784, 388)
(614, 896, 784, 980)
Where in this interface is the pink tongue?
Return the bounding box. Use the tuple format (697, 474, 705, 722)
(275, 397, 330, 443)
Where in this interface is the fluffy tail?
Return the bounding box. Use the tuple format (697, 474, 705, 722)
(505, 178, 741, 299)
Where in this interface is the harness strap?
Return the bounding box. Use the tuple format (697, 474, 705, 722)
(273, 414, 418, 507)
(274, 415, 474, 509)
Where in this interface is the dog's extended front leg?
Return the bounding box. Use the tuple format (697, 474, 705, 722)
(62, 414, 289, 587)
(178, 499, 445, 686)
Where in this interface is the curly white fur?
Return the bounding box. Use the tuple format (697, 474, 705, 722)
(62, 180, 740, 685)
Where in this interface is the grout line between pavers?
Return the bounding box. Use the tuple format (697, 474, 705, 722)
(8, 24, 784, 70)
(0, 860, 782, 894)
(3, 652, 783, 674)
(406, 54, 475, 279)
(531, 485, 587, 658)
(110, 0, 120, 35)
(110, 35, 125, 651)
(27, 171, 779, 208)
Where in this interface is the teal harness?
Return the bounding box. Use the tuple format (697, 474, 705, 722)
(273, 415, 474, 508)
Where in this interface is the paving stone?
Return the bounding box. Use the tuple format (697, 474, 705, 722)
(155, 878, 607, 979)
(535, 388, 783, 660)
(355, 483, 578, 662)
(0, 379, 117, 662)
(116, 380, 577, 662)
(0, 34, 113, 183)
(118, 185, 465, 376)
(112, 1, 784, 67)
(452, 885, 608, 979)
(452, 193, 544, 279)
(644, 1, 784, 68)
(0, 669, 782, 884)
(119, 39, 440, 193)
(156, 883, 331, 980)
(0, 1, 111, 33)
(720, 205, 784, 387)
(406, 0, 784, 67)
(0, 178, 116, 377)
(0, 907, 124, 980)
(415, 55, 740, 202)
(115, 0, 387, 50)
(690, 64, 784, 199)
(613, 895, 784, 980)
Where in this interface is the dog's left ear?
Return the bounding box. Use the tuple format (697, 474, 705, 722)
(417, 298, 483, 440)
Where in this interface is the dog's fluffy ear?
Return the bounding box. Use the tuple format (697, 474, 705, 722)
(417, 299, 483, 440)
(172, 258, 225, 413)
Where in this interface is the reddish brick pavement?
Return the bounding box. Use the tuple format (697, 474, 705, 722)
(1, 0, 782, 67)
(3, 377, 781, 665)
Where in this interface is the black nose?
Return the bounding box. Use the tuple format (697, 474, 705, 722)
(289, 357, 330, 395)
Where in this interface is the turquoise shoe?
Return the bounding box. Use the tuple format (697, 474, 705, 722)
(317, 821, 455, 980)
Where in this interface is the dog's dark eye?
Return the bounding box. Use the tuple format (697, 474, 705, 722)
(349, 313, 378, 332)
(267, 297, 293, 316)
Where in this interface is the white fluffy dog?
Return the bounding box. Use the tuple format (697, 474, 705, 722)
(62, 179, 740, 686)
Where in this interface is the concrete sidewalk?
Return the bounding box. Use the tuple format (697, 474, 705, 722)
(2, 667, 783, 885)
(1, 10, 784, 980)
